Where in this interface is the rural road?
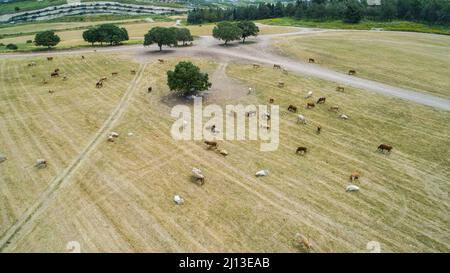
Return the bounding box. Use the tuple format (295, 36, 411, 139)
(1, 28, 449, 111)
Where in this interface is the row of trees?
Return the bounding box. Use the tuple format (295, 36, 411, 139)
(82, 24, 129, 46)
(213, 21, 259, 44)
(187, 0, 450, 25)
(144, 27, 193, 51)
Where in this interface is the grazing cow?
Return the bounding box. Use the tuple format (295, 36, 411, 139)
(100, 77, 107, 82)
(173, 195, 184, 205)
(296, 233, 313, 252)
(204, 140, 217, 149)
(297, 114, 306, 124)
(282, 69, 288, 74)
(329, 105, 339, 112)
(296, 146, 307, 155)
(147, 87, 152, 93)
(131, 70, 136, 74)
(253, 63, 260, 68)
(81, 55, 85, 60)
(112, 72, 118, 76)
(96, 81, 103, 88)
(288, 105, 297, 113)
(51, 72, 59, 77)
(218, 149, 228, 156)
(336, 86, 345, 92)
(305, 91, 313, 99)
(28, 62, 36, 67)
(278, 81, 285, 88)
(35, 159, 47, 169)
(255, 170, 269, 177)
(48, 90, 54, 94)
(308, 58, 315, 63)
(47, 57, 53, 61)
(350, 172, 360, 182)
(317, 97, 326, 104)
(63, 76, 68, 81)
(42, 79, 48, 84)
(339, 114, 349, 120)
(316, 125, 321, 134)
(158, 59, 164, 64)
(269, 98, 274, 104)
(273, 64, 281, 69)
(192, 167, 205, 185)
(346, 185, 360, 192)
(306, 102, 315, 109)
(377, 144, 393, 153)
(54, 68, 60, 73)
(348, 70, 356, 75)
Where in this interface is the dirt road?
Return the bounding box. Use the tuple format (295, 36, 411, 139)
(1, 28, 449, 111)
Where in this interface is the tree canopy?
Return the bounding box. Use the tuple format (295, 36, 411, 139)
(174, 27, 193, 46)
(236, 21, 260, 43)
(144, 27, 177, 51)
(167, 61, 212, 96)
(212, 21, 243, 45)
(82, 24, 129, 46)
(34, 31, 60, 48)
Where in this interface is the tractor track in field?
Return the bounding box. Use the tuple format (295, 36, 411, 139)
(0, 63, 147, 251)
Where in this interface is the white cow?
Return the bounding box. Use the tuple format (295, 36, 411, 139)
(339, 114, 349, 120)
(255, 170, 269, 177)
(297, 114, 306, 124)
(174, 195, 184, 205)
(305, 91, 313, 99)
(346, 185, 360, 192)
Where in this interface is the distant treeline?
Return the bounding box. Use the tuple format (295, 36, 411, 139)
(187, 0, 450, 25)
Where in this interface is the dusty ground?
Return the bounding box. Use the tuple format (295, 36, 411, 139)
(0, 51, 449, 252)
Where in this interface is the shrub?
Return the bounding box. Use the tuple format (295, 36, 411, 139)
(6, 44, 18, 50)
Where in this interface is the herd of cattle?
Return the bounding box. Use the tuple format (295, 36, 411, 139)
(11, 55, 395, 252)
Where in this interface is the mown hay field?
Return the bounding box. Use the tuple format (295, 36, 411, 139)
(272, 31, 450, 100)
(1, 53, 449, 252)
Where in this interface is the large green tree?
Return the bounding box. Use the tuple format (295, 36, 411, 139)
(236, 21, 259, 43)
(144, 27, 177, 51)
(82, 24, 128, 46)
(167, 61, 211, 96)
(174, 27, 193, 46)
(343, 0, 364, 23)
(34, 31, 60, 48)
(212, 21, 243, 45)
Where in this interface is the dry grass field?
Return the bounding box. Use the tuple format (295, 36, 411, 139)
(272, 31, 450, 100)
(1, 52, 449, 252)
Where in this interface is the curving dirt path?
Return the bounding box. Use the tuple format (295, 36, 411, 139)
(0, 63, 147, 251)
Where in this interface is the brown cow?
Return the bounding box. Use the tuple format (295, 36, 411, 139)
(96, 81, 103, 88)
(273, 64, 281, 69)
(147, 87, 152, 93)
(348, 70, 356, 75)
(47, 57, 53, 61)
(306, 102, 315, 109)
(269, 98, 274, 104)
(42, 79, 48, 84)
(350, 172, 360, 182)
(308, 58, 315, 63)
(288, 105, 297, 113)
(81, 55, 85, 60)
(54, 68, 60, 73)
(378, 144, 393, 153)
(296, 233, 313, 252)
(204, 141, 217, 149)
(48, 90, 54, 94)
(316, 125, 322, 134)
(51, 72, 59, 77)
(158, 59, 164, 64)
(296, 147, 307, 155)
(100, 77, 107, 82)
(253, 63, 260, 69)
(317, 97, 326, 104)
(336, 86, 345, 92)
(131, 70, 136, 74)
(278, 81, 285, 88)
(329, 105, 339, 112)
(112, 72, 118, 76)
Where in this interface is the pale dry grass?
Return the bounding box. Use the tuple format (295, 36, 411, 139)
(272, 31, 450, 99)
(1, 55, 449, 253)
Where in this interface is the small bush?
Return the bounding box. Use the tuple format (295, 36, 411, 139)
(26, 40, 33, 44)
(6, 43, 18, 50)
